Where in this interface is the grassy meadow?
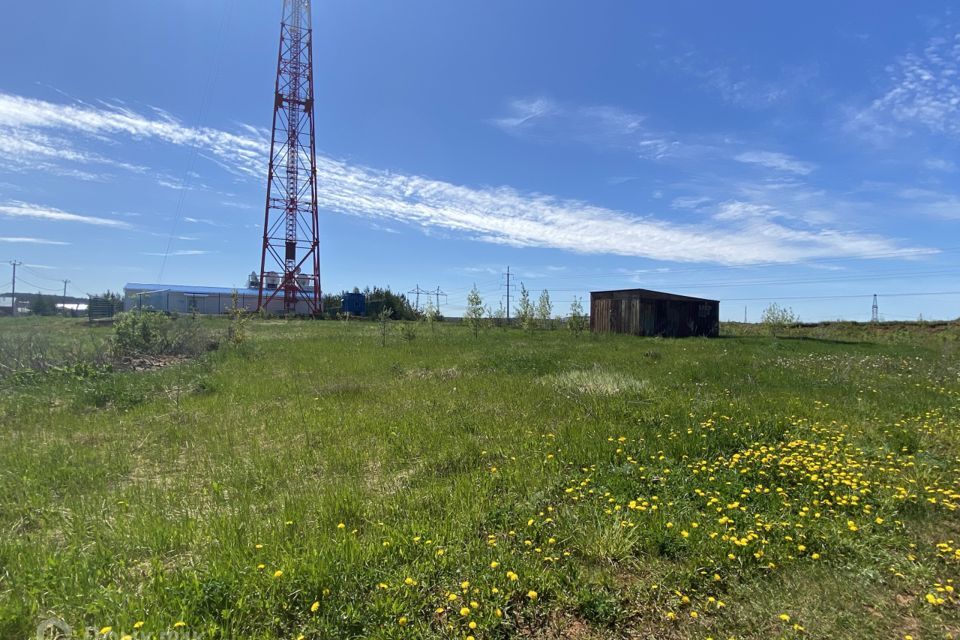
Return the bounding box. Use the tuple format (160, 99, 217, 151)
(2, 317, 960, 639)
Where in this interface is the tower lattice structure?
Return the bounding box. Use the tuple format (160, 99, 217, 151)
(257, 0, 321, 315)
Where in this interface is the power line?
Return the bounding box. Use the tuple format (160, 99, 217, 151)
(17, 276, 62, 292)
(516, 267, 960, 294)
(537, 246, 960, 282)
(719, 290, 960, 302)
(157, 0, 234, 282)
(20, 265, 63, 282)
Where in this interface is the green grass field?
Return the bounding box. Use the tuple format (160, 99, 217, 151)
(2, 318, 960, 639)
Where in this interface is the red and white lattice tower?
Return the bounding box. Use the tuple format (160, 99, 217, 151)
(257, 0, 321, 315)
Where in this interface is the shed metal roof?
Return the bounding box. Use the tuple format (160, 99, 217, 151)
(590, 288, 719, 304)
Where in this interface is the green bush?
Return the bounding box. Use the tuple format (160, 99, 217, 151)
(112, 311, 219, 356)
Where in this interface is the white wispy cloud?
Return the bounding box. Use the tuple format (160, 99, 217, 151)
(0, 201, 130, 228)
(313, 155, 927, 264)
(669, 51, 818, 109)
(849, 31, 960, 140)
(735, 151, 816, 175)
(0, 236, 70, 245)
(923, 157, 956, 172)
(0, 92, 268, 179)
(0, 91, 931, 266)
(897, 187, 960, 219)
(491, 97, 679, 159)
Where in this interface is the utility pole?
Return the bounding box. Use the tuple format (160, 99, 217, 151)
(505, 265, 511, 323)
(9, 260, 21, 317)
(434, 286, 446, 314)
(62, 279, 71, 300)
(744, 306, 747, 323)
(871, 294, 879, 323)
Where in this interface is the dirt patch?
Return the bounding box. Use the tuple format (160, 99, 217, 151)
(114, 354, 189, 372)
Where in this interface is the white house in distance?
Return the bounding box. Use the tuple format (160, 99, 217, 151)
(122, 281, 317, 315)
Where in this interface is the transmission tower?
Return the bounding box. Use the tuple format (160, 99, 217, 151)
(871, 294, 879, 323)
(407, 284, 431, 311)
(257, 0, 322, 316)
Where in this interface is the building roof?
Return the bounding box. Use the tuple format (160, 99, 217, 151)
(590, 288, 719, 304)
(125, 282, 260, 296)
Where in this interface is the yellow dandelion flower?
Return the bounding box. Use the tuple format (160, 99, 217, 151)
(778, 613, 790, 622)
(173, 622, 186, 628)
(495, 608, 503, 618)
(506, 571, 519, 581)
(337, 522, 345, 529)
(690, 611, 698, 619)
(461, 580, 470, 590)
(99, 627, 112, 636)
(273, 570, 283, 578)
(398, 616, 408, 626)
(404, 577, 417, 586)
(666, 611, 677, 620)
(469, 621, 477, 629)
(122, 636, 132, 640)
(460, 607, 471, 616)
(490, 561, 500, 568)
(310, 601, 320, 613)
(527, 590, 538, 600)
(132, 622, 144, 630)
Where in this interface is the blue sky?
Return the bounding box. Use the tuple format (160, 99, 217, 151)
(1, 0, 959, 321)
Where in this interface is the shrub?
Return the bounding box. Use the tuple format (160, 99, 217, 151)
(568, 297, 587, 336)
(113, 311, 218, 356)
(761, 302, 799, 336)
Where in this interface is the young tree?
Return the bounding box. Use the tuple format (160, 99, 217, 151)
(30, 293, 55, 316)
(517, 283, 535, 330)
(568, 296, 587, 335)
(377, 306, 393, 346)
(536, 289, 553, 329)
(760, 302, 798, 337)
(423, 299, 440, 333)
(465, 285, 484, 338)
(492, 300, 507, 328)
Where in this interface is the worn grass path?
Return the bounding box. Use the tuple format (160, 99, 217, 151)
(2, 319, 959, 639)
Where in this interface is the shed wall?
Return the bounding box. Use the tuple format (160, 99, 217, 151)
(590, 292, 719, 337)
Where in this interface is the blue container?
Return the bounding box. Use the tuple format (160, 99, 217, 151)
(342, 292, 366, 316)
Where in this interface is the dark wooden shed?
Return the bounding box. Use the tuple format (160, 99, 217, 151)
(590, 289, 719, 337)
